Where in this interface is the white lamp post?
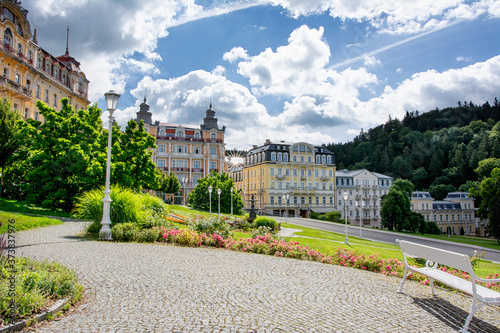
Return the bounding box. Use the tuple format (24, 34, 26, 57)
(343, 191, 349, 245)
(182, 177, 187, 205)
(284, 193, 289, 224)
(217, 188, 221, 220)
(230, 187, 234, 216)
(100, 90, 120, 240)
(208, 185, 213, 218)
(356, 200, 364, 239)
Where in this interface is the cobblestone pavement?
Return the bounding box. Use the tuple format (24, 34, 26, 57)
(18, 223, 500, 333)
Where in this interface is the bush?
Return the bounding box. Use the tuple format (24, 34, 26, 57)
(111, 222, 138, 242)
(324, 211, 341, 222)
(188, 217, 232, 238)
(135, 228, 161, 243)
(253, 216, 278, 230)
(424, 221, 441, 235)
(73, 186, 169, 235)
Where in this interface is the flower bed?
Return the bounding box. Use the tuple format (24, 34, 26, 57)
(153, 227, 500, 291)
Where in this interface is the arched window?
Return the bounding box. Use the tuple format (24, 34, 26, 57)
(3, 28, 12, 47)
(321, 155, 326, 164)
(210, 132, 217, 141)
(300, 156, 304, 163)
(284, 153, 289, 162)
(316, 155, 320, 164)
(194, 131, 200, 139)
(307, 156, 311, 163)
(277, 153, 282, 162)
(293, 156, 297, 162)
(271, 152, 276, 161)
(176, 130, 184, 138)
(159, 128, 165, 136)
(327, 155, 332, 164)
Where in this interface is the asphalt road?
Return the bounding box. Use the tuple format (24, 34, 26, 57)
(274, 216, 500, 263)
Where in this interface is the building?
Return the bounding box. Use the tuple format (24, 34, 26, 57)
(411, 191, 477, 235)
(137, 100, 226, 203)
(336, 169, 393, 228)
(230, 140, 336, 218)
(0, 0, 89, 121)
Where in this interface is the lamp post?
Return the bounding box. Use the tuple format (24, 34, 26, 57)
(356, 200, 364, 238)
(230, 187, 234, 216)
(284, 193, 289, 224)
(182, 177, 187, 205)
(100, 90, 120, 240)
(208, 186, 213, 218)
(217, 188, 221, 220)
(343, 191, 349, 245)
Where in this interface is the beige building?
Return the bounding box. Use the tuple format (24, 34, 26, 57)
(411, 191, 477, 235)
(0, 0, 89, 121)
(230, 140, 336, 218)
(136, 100, 226, 203)
(336, 169, 393, 228)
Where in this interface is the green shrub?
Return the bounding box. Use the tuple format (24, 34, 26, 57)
(111, 222, 138, 242)
(324, 211, 341, 222)
(188, 217, 232, 238)
(425, 221, 441, 235)
(73, 186, 169, 235)
(253, 216, 278, 230)
(135, 228, 161, 243)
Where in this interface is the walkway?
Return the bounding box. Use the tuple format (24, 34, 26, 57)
(17, 222, 500, 333)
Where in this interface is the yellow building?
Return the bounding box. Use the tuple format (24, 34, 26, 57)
(0, 0, 89, 121)
(136, 100, 226, 204)
(231, 140, 336, 217)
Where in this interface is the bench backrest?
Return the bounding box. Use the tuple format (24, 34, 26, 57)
(398, 240, 474, 274)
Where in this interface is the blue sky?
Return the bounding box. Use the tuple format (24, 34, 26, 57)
(21, 0, 500, 149)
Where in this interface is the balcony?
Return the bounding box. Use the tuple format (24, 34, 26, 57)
(156, 135, 223, 143)
(275, 174, 286, 180)
(171, 167, 190, 172)
(192, 168, 204, 173)
(320, 176, 330, 181)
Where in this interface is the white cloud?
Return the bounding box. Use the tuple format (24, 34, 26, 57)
(396, 68, 403, 73)
(364, 56, 381, 67)
(270, 0, 496, 35)
(223, 47, 250, 63)
(457, 56, 472, 62)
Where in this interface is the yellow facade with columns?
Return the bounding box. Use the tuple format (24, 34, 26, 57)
(231, 140, 336, 218)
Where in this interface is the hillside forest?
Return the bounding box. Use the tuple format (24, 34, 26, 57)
(326, 99, 500, 200)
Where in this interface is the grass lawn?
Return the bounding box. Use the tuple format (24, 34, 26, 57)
(0, 197, 72, 217)
(280, 223, 500, 278)
(0, 211, 63, 233)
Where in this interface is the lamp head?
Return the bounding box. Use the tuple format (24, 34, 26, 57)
(104, 90, 121, 111)
(217, 189, 221, 195)
(208, 185, 212, 194)
(230, 188, 233, 193)
(342, 191, 349, 201)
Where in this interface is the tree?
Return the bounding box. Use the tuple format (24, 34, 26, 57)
(475, 158, 500, 180)
(158, 172, 180, 202)
(188, 172, 243, 215)
(381, 179, 414, 232)
(470, 168, 500, 242)
(4, 100, 161, 211)
(429, 184, 455, 200)
(112, 119, 160, 191)
(0, 101, 22, 195)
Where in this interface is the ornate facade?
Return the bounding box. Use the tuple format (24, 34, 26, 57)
(137, 101, 226, 203)
(230, 140, 336, 218)
(0, 0, 89, 121)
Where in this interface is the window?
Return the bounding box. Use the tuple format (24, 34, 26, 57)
(270, 182, 274, 189)
(24, 108, 29, 118)
(210, 147, 217, 155)
(210, 132, 217, 141)
(301, 156, 304, 163)
(210, 161, 217, 170)
(3, 28, 12, 47)
(301, 197, 305, 204)
(45, 90, 49, 102)
(271, 152, 276, 161)
(3, 68, 7, 77)
(277, 153, 282, 162)
(37, 57, 42, 69)
(270, 168, 274, 176)
(270, 196, 275, 205)
(308, 197, 312, 204)
(193, 160, 201, 169)
(53, 94, 57, 107)
(315, 170, 319, 177)
(293, 169, 297, 177)
(293, 156, 297, 162)
(34, 111, 39, 121)
(308, 170, 312, 177)
(293, 197, 298, 204)
(158, 144, 166, 152)
(316, 155, 320, 164)
(316, 197, 319, 205)
(157, 159, 166, 168)
(321, 155, 326, 164)
(194, 147, 200, 154)
(285, 169, 289, 176)
(327, 156, 332, 164)
(283, 153, 288, 162)
(323, 196, 326, 205)
(329, 197, 333, 205)
(307, 156, 311, 163)
(15, 74, 20, 84)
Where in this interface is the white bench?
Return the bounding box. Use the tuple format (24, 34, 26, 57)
(396, 239, 500, 333)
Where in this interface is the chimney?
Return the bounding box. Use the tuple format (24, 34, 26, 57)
(265, 139, 271, 144)
(253, 145, 257, 149)
(33, 28, 38, 44)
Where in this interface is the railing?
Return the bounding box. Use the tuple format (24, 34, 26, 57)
(171, 167, 190, 172)
(0, 77, 33, 97)
(275, 174, 286, 180)
(156, 136, 223, 143)
(192, 168, 204, 173)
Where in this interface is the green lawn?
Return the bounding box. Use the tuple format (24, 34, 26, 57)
(0, 197, 72, 217)
(0, 211, 63, 233)
(280, 223, 500, 278)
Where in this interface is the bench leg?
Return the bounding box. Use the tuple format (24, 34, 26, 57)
(429, 278, 436, 296)
(397, 266, 409, 293)
(460, 298, 484, 333)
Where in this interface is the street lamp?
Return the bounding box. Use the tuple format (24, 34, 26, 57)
(356, 200, 364, 238)
(342, 191, 349, 245)
(284, 193, 290, 224)
(230, 187, 234, 216)
(208, 185, 213, 218)
(217, 188, 222, 220)
(182, 177, 188, 205)
(100, 90, 120, 240)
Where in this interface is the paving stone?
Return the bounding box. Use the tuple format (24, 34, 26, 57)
(16, 222, 500, 333)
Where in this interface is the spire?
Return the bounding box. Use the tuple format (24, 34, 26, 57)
(65, 26, 70, 56)
(33, 28, 38, 44)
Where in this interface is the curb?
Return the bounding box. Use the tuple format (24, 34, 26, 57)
(0, 298, 69, 333)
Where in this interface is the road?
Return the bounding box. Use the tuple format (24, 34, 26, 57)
(274, 216, 500, 263)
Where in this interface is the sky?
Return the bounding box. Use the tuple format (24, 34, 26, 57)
(21, 0, 500, 150)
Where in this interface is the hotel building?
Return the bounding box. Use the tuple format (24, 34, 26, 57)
(0, 0, 89, 121)
(335, 169, 393, 228)
(230, 140, 336, 218)
(411, 191, 477, 235)
(136, 100, 226, 203)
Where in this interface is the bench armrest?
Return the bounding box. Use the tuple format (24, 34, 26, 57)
(476, 277, 500, 284)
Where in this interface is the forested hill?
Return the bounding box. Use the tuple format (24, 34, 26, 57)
(326, 99, 500, 194)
